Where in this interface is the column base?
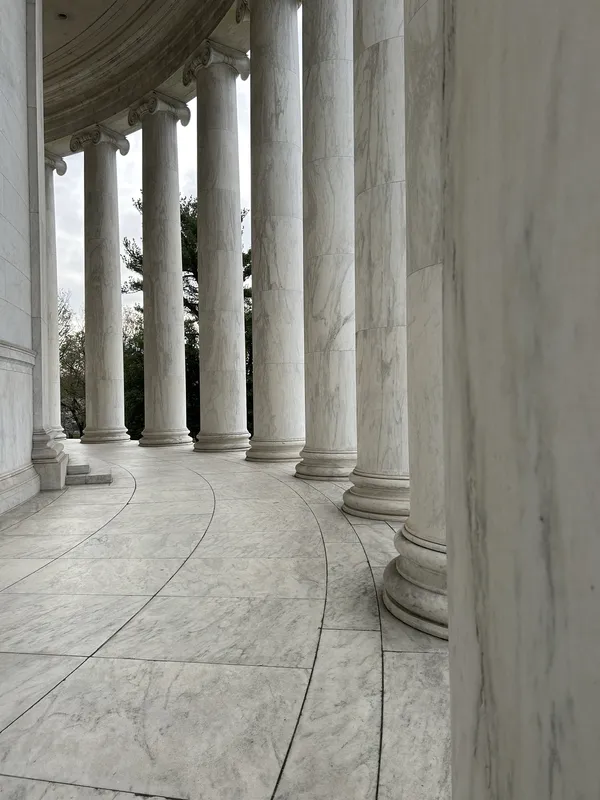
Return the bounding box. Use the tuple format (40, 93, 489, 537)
(139, 429, 193, 447)
(295, 447, 356, 480)
(80, 427, 130, 444)
(246, 438, 305, 462)
(31, 430, 68, 491)
(194, 431, 250, 452)
(341, 469, 410, 521)
(53, 427, 67, 440)
(382, 525, 448, 640)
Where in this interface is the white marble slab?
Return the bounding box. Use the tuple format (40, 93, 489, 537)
(4, 558, 182, 596)
(161, 557, 326, 599)
(98, 595, 322, 668)
(2, 517, 106, 537)
(0, 657, 308, 798)
(0, 535, 90, 559)
(67, 531, 203, 559)
(324, 543, 379, 630)
(379, 652, 450, 799)
(0, 776, 147, 800)
(274, 629, 381, 799)
(0, 558, 51, 590)
(192, 528, 323, 559)
(209, 499, 317, 532)
(353, 522, 397, 566)
(309, 502, 358, 543)
(0, 652, 83, 730)
(100, 509, 212, 536)
(0, 594, 147, 655)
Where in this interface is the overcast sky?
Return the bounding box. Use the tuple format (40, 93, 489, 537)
(54, 79, 252, 315)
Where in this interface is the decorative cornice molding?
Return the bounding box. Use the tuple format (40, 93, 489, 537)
(128, 91, 191, 128)
(69, 125, 130, 156)
(235, 0, 249, 23)
(44, 152, 67, 176)
(183, 40, 250, 84)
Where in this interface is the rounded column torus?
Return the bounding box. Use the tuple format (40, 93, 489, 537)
(129, 94, 192, 447)
(44, 152, 67, 440)
(341, 0, 409, 520)
(70, 126, 130, 443)
(184, 41, 251, 452)
(245, 0, 305, 462)
(295, 0, 357, 481)
(383, 0, 447, 639)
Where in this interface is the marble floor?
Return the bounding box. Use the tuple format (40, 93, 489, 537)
(0, 442, 450, 800)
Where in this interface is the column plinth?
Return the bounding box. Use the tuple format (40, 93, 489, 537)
(341, 0, 409, 520)
(184, 41, 250, 453)
(244, 0, 305, 463)
(70, 126, 130, 444)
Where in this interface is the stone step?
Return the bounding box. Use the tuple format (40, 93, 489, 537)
(65, 469, 112, 486)
(66, 462, 90, 476)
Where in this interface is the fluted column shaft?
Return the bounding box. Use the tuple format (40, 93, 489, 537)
(295, 0, 357, 480)
(383, 0, 447, 638)
(446, 0, 600, 795)
(188, 44, 250, 451)
(44, 154, 67, 440)
(136, 100, 191, 446)
(246, 0, 305, 462)
(342, 0, 409, 520)
(76, 130, 129, 443)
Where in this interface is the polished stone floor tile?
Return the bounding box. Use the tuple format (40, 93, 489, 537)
(100, 510, 212, 536)
(0, 594, 147, 655)
(98, 595, 323, 668)
(67, 531, 203, 559)
(0, 559, 51, 590)
(309, 503, 358, 543)
(38, 506, 123, 523)
(48, 492, 133, 507)
(0, 535, 89, 559)
(274, 629, 381, 800)
(379, 652, 451, 800)
(0, 775, 136, 799)
(209, 499, 316, 532)
(2, 517, 106, 537)
(128, 489, 214, 509)
(204, 474, 306, 503)
(276, 477, 334, 504)
(0, 653, 83, 730)
(353, 522, 397, 566)
(4, 558, 182, 596)
(0, 511, 33, 532)
(162, 557, 326, 599)
(192, 528, 323, 558)
(0, 657, 309, 799)
(323, 543, 379, 630)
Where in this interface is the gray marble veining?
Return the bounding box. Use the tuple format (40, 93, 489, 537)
(379, 652, 450, 799)
(209, 499, 317, 532)
(161, 557, 326, 599)
(274, 629, 381, 799)
(0, 653, 84, 730)
(67, 531, 203, 559)
(192, 527, 323, 559)
(0, 594, 147, 655)
(324, 543, 379, 630)
(0, 657, 309, 799)
(0, 558, 51, 590)
(98, 595, 322, 668)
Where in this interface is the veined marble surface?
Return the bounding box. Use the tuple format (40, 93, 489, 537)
(0, 441, 449, 797)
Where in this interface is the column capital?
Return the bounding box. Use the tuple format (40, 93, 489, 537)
(69, 125, 130, 156)
(44, 151, 67, 176)
(183, 40, 250, 84)
(128, 92, 191, 128)
(235, 0, 250, 23)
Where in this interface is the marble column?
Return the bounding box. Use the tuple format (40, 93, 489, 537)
(341, 0, 409, 520)
(295, 0, 357, 480)
(70, 126, 130, 443)
(28, 0, 67, 489)
(44, 153, 67, 440)
(183, 42, 250, 451)
(128, 94, 192, 447)
(445, 0, 600, 795)
(383, 0, 447, 637)
(245, 0, 305, 462)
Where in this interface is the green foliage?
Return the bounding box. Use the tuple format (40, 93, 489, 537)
(58, 290, 86, 437)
